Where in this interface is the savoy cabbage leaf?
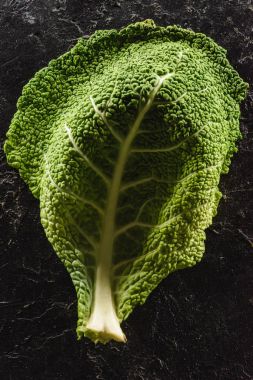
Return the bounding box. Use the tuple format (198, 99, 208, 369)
(4, 20, 248, 343)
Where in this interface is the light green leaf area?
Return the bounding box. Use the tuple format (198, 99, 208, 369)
(4, 20, 248, 343)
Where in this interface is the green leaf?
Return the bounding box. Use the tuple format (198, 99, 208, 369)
(4, 20, 248, 343)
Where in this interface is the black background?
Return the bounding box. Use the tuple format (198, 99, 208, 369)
(0, 1, 253, 379)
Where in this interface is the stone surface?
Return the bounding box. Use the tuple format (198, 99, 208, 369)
(0, 1, 252, 379)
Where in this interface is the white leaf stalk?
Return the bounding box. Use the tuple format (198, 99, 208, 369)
(85, 72, 174, 343)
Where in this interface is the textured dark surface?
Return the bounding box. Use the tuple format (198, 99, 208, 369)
(0, 1, 252, 379)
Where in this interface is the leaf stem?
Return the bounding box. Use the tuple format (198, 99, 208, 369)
(86, 72, 174, 342)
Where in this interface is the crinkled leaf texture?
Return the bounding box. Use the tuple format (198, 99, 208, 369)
(4, 20, 248, 344)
